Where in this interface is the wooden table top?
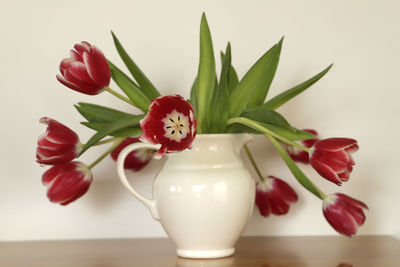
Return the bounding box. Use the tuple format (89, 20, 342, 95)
(0, 236, 399, 267)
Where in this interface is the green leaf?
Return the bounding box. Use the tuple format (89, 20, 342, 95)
(75, 102, 138, 123)
(209, 43, 232, 133)
(81, 122, 142, 138)
(247, 37, 283, 106)
(111, 31, 160, 100)
(78, 117, 143, 156)
(265, 134, 324, 199)
(196, 13, 216, 133)
(240, 105, 294, 131)
(228, 38, 282, 118)
(263, 64, 333, 110)
(108, 61, 151, 113)
(221, 50, 239, 94)
(189, 77, 198, 116)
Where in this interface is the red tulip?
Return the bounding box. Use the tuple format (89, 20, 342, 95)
(111, 137, 154, 171)
(286, 129, 319, 164)
(56, 41, 110, 95)
(140, 94, 197, 158)
(36, 117, 82, 165)
(309, 138, 358, 185)
(323, 193, 368, 237)
(255, 176, 298, 217)
(42, 161, 93, 205)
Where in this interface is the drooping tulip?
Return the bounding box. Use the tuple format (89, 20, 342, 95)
(255, 176, 298, 217)
(286, 129, 319, 164)
(323, 193, 368, 237)
(36, 117, 82, 165)
(309, 138, 358, 185)
(42, 161, 93, 205)
(56, 41, 110, 95)
(111, 137, 154, 171)
(140, 94, 197, 158)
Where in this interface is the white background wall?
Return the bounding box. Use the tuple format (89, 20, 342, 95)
(1, 0, 399, 241)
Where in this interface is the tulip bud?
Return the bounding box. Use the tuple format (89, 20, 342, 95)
(140, 94, 197, 158)
(42, 161, 93, 205)
(56, 41, 110, 95)
(309, 138, 358, 185)
(323, 193, 368, 237)
(36, 117, 82, 165)
(255, 176, 298, 217)
(110, 137, 154, 171)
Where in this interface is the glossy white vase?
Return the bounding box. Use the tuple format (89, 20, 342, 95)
(117, 134, 255, 259)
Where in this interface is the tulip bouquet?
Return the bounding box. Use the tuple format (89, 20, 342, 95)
(36, 14, 367, 237)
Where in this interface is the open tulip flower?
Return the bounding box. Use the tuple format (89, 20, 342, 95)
(42, 161, 93, 206)
(111, 137, 154, 171)
(140, 94, 197, 158)
(56, 41, 110, 95)
(309, 138, 358, 186)
(286, 129, 319, 164)
(323, 193, 368, 237)
(36, 117, 82, 165)
(255, 176, 298, 217)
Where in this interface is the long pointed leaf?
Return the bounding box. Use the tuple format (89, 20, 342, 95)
(81, 122, 142, 138)
(196, 13, 216, 133)
(75, 102, 138, 123)
(221, 50, 239, 94)
(247, 37, 283, 106)
(78, 117, 143, 156)
(108, 61, 151, 113)
(229, 40, 281, 118)
(209, 43, 231, 132)
(264, 64, 333, 110)
(111, 31, 160, 100)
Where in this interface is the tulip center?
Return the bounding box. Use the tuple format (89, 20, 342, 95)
(162, 110, 189, 142)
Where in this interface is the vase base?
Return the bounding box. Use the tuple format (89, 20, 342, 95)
(177, 248, 235, 259)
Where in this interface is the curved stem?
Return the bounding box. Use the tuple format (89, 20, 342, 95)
(227, 117, 310, 152)
(92, 137, 122, 146)
(88, 139, 124, 170)
(244, 144, 265, 182)
(105, 87, 135, 106)
(265, 134, 326, 199)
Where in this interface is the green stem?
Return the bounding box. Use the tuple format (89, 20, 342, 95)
(105, 87, 135, 106)
(265, 134, 326, 199)
(92, 137, 122, 146)
(227, 117, 310, 152)
(88, 139, 124, 170)
(244, 144, 265, 182)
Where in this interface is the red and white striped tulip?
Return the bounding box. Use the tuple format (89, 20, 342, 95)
(111, 137, 154, 171)
(42, 161, 93, 205)
(36, 117, 82, 165)
(309, 138, 358, 185)
(286, 129, 319, 164)
(57, 41, 110, 95)
(140, 94, 197, 158)
(323, 193, 368, 237)
(255, 176, 298, 217)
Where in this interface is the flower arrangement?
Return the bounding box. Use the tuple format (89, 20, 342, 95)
(36, 13, 367, 237)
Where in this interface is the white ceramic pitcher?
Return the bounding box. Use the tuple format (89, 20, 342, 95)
(117, 134, 255, 259)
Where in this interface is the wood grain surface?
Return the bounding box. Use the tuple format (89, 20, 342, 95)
(0, 236, 399, 267)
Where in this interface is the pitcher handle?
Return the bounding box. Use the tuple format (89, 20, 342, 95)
(117, 142, 161, 220)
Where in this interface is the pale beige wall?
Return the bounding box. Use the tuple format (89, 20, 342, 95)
(1, 0, 399, 241)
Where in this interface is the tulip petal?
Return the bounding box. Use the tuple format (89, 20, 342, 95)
(83, 46, 110, 88)
(314, 138, 357, 152)
(310, 156, 342, 185)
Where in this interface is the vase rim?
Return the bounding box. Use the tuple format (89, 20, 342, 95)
(194, 133, 251, 139)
